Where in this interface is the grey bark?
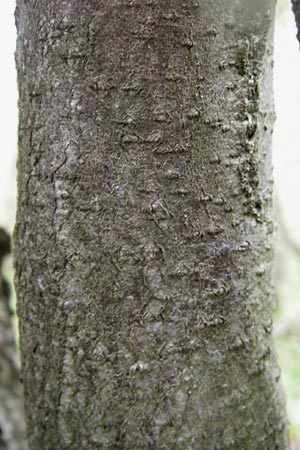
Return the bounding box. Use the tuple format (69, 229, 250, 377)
(291, 0, 300, 44)
(14, 1, 289, 449)
(0, 228, 27, 450)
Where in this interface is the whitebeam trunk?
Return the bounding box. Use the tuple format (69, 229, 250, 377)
(14, 1, 289, 449)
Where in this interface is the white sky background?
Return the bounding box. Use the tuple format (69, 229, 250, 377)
(0, 0, 17, 231)
(274, 0, 300, 246)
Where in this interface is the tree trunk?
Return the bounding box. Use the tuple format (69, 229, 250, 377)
(0, 228, 27, 450)
(14, 1, 289, 449)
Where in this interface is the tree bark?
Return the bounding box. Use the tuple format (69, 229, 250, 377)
(14, 1, 289, 449)
(291, 0, 300, 44)
(0, 228, 27, 450)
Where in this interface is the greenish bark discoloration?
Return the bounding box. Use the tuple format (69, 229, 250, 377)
(15, 1, 289, 449)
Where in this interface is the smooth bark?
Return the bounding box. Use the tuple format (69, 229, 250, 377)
(15, 1, 289, 449)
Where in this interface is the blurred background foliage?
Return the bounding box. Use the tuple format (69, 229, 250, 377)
(0, 0, 299, 446)
(274, 0, 300, 446)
